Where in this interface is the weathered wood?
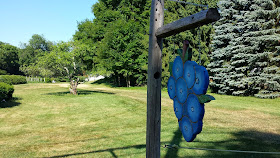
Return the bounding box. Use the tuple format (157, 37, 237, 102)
(146, 0, 164, 157)
(155, 8, 220, 38)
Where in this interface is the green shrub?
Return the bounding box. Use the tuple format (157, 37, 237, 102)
(0, 69, 8, 75)
(45, 78, 52, 83)
(0, 82, 14, 101)
(77, 76, 87, 82)
(51, 78, 56, 82)
(57, 77, 70, 82)
(0, 75, 27, 85)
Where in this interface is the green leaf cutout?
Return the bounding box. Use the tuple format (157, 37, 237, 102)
(205, 95, 215, 100)
(169, 62, 173, 76)
(197, 94, 215, 104)
(177, 49, 183, 60)
(176, 48, 193, 63)
(186, 47, 192, 62)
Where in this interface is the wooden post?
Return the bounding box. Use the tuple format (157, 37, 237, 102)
(146, 0, 164, 157)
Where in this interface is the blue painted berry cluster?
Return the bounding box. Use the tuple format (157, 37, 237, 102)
(167, 56, 210, 142)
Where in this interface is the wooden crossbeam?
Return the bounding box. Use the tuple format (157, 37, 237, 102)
(155, 8, 220, 38)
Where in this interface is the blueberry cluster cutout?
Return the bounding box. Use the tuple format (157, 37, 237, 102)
(167, 55, 212, 142)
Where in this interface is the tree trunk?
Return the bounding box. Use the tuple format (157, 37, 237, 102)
(118, 76, 121, 87)
(69, 78, 79, 95)
(126, 75, 128, 87)
(127, 76, 131, 87)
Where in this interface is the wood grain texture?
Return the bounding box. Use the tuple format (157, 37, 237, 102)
(146, 0, 164, 157)
(155, 8, 220, 38)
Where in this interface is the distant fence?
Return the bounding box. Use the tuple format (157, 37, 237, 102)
(26, 76, 105, 83)
(26, 76, 46, 83)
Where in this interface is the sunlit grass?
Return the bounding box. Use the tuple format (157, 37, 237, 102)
(0, 83, 279, 158)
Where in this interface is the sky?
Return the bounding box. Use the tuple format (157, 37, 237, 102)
(0, 0, 98, 47)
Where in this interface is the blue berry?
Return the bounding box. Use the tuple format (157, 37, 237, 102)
(183, 61, 196, 89)
(179, 116, 196, 142)
(167, 76, 176, 99)
(176, 77, 188, 104)
(173, 98, 183, 120)
(172, 56, 183, 80)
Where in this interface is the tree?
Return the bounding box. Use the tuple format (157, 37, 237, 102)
(19, 34, 53, 67)
(0, 42, 21, 75)
(39, 42, 83, 94)
(74, 0, 151, 86)
(29, 34, 53, 51)
(19, 63, 40, 77)
(22, 42, 83, 94)
(97, 19, 147, 87)
(208, 0, 280, 98)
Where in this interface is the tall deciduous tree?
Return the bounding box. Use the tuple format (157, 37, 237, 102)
(74, 0, 151, 86)
(98, 19, 147, 87)
(208, 0, 280, 98)
(19, 34, 53, 67)
(0, 42, 21, 75)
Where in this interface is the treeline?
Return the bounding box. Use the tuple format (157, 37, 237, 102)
(74, 0, 219, 87)
(0, 34, 53, 76)
(0, 0, 218, 87)
(0, 34, 92, 94)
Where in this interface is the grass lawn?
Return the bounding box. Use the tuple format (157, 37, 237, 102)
(0, 82, 279, 158)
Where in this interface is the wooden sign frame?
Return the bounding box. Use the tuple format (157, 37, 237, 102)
(146, 0, 220, 157)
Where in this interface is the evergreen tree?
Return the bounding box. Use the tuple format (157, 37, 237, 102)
(208, 0, 280, 98)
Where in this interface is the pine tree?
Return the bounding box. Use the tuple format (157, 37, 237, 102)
(208, 0, 280, 98)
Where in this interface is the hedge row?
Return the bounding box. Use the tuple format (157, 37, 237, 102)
(0, 82, 14, 101)
(0, 75, 27, 85)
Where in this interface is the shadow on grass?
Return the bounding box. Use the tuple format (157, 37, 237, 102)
(42, 130, 280, 158)
(91, 77, 118, 87)
(164, 128, 183, 158)
(203, 130, 280, 158)
(44, 89, 115, 96)
(0, 97, 21, 108)
(44, 144, 146, 158)
(163, 129, 280, 158)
